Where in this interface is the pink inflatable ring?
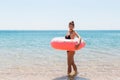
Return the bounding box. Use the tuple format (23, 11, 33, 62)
(50, 37, 86, 51)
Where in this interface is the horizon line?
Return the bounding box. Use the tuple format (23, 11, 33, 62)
(0, 29, 120, 31)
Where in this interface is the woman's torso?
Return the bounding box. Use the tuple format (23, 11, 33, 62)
(65, 30, 76, 39)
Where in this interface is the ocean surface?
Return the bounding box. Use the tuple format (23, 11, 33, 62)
(0, 30, 120, 69)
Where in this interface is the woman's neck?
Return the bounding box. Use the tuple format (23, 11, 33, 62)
(69, 29, 74, 32)
(69, 29, 74, 34)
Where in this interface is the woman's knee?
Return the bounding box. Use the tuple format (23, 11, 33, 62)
(68, 61, 72, 66)
(72, 63, 76, 66)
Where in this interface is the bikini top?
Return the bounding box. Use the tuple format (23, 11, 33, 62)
(65, 35, 71, 39)
(65, 30, 75, 39)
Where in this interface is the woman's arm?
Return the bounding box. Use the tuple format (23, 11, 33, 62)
(75, 31, 81, 44)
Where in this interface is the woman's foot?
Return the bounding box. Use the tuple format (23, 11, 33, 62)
(67, 73, 72, 77)
(73, 71, 78, 76)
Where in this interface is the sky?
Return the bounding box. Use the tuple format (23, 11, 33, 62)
(0, 0, 120, 30)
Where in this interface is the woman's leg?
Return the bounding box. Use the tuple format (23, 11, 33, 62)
(71, 51, 77, 72)
(67, 51, 72, 74)
(67, 51, 77, 75)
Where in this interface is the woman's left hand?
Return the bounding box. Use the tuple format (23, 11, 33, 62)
(75, 39, 81, 49)
(75, 44, 80, 49)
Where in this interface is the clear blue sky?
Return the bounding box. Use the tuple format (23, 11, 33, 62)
(0, 0, 120, 30)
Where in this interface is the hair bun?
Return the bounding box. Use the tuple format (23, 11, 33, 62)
(69, 21, 75, 27)
(71, 21, 74, 23)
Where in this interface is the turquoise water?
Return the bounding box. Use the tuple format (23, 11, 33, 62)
(0, 30, 120, 68)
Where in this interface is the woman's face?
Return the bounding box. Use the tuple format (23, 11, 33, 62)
(69, 24, 74, 30)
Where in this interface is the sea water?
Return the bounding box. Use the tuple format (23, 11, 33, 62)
(0, 30, 120, 69)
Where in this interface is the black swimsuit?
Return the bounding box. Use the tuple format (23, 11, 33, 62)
(65, 35, 71, 39)
(65, 35, 71, 52)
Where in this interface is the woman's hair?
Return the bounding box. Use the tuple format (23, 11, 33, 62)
(69, 21, 74, 27)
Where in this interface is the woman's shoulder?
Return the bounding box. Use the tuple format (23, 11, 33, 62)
(73, 30, 77, 34)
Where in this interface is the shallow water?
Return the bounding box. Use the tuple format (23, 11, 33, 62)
(0, 30, 120, 69)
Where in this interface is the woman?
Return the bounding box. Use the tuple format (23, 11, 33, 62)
(65, 21, 81, 77)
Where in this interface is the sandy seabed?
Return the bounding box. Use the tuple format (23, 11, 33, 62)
(0, 60, 120, 80)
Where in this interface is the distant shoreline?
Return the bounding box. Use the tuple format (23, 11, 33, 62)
(0, 30, 120, 31)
